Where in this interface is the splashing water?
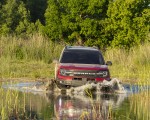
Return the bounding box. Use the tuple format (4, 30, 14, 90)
(2, 78, 137, 95)
(69, 78, 126, 95)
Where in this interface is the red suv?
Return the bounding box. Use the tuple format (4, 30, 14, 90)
(55, 46, 112, 88)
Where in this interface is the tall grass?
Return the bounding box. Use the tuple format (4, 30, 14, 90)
(0, 35, 150, 83)
(104, 43, 150, 84)
(129, 91, 150, 120)
(0, 82, 54, 120)
(0, 86, 23, 120)
(0, 34, 64, 63)
(0, 35, 64, 79)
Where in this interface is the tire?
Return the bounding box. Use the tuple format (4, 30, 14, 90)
(56, 82, 71, 89)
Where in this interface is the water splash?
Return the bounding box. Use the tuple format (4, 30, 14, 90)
(69, 78, 127, 95)
(2, 78, 149, 95)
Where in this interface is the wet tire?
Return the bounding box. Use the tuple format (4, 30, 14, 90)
(56, 82, 71, 89)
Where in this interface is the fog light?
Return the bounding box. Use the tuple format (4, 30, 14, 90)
(60, 81, 63, 83)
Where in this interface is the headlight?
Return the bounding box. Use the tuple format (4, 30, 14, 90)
(59, 69, 71, 76)
(97, 71, 109, 77)
(60, 69, 67, 76)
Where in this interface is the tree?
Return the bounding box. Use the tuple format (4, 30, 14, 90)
(104, 0, 150, 48)
(24, 0, 47, 24)
(44, 0, 62, 41)
(44, 0, 111, 48)
(0, 0, 33, 36)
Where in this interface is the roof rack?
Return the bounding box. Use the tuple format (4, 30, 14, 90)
(64, 46, 99, 51)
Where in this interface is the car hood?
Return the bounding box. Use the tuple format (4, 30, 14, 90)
(59, 63, 108, 70)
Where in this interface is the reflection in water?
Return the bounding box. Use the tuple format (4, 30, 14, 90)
(45, 92, 127, 120)
(2, 82, 150, 120)
(3, 90, 127, 120)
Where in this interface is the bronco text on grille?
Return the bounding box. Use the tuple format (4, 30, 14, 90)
(60, 70, 108, 77)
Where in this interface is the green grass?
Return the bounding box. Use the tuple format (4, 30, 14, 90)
(0, 35, 149, 120)
(130, 91, 150, 120)
(0, 86, 22, 120)
(104, 43, 150, 84)
(0, 57, 55, 79)
(0, 35, 64, 63)
(0, 35, 150, 84)
(0, 35, 63, 80)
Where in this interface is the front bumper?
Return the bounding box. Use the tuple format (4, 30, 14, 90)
(56, 77, 110, 87)
(56, 78, 90, 87)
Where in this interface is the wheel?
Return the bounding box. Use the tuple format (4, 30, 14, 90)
(56, 82, 71, 89)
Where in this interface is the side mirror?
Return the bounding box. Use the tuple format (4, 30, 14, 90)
(106, 61, 112, 66)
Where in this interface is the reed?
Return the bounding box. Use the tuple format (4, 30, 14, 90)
(0, 85, 24, 120)
(0, 82, 48, 119)
(130, 90, 149, 120)
(104, 43, 150, 84)
(111, 90, 149, 120)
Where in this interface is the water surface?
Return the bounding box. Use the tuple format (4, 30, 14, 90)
(1, 82, 150, 120)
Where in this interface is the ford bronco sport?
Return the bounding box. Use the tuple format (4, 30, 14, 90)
(55, 46, 112, 88)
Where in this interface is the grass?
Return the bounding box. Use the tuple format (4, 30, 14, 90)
(0, 57, 55, 79)
(0, 35, 63, 63)
(0, 35, 149, 119)
(0, 34, 63, 80)
(104, 43, 150, 84)
(130, 91, 150, 120)
(0, 35, 150, 84)
(0, 82, 55, 120)
(0, 86, 22, 120)
(110, 90, 150, 120)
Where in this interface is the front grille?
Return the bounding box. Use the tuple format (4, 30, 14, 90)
(65, 70, 106, 78)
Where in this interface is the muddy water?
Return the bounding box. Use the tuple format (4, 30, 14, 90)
(1, 82, 150, 120)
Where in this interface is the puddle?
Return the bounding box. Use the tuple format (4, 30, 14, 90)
(2, 81, 45, 92)
(123, 84, 150, 94)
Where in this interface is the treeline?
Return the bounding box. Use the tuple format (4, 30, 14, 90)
(0, 0, 149, 48)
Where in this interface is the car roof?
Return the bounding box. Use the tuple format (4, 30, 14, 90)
(65, 46, 99, 51)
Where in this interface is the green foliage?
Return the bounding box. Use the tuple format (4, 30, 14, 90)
(44, 0, 110, 48)
(0, 0, 149, 49)
(104, 0, 150, 48)
(24, 0, 47, 24)
(44, 0, 62, 40)
(15, 2, 34, 36)
(44, 0, 149, 49)
(0, 0, 32, 36)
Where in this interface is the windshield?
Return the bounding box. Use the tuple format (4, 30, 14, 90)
(60, 50, 105, 64)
